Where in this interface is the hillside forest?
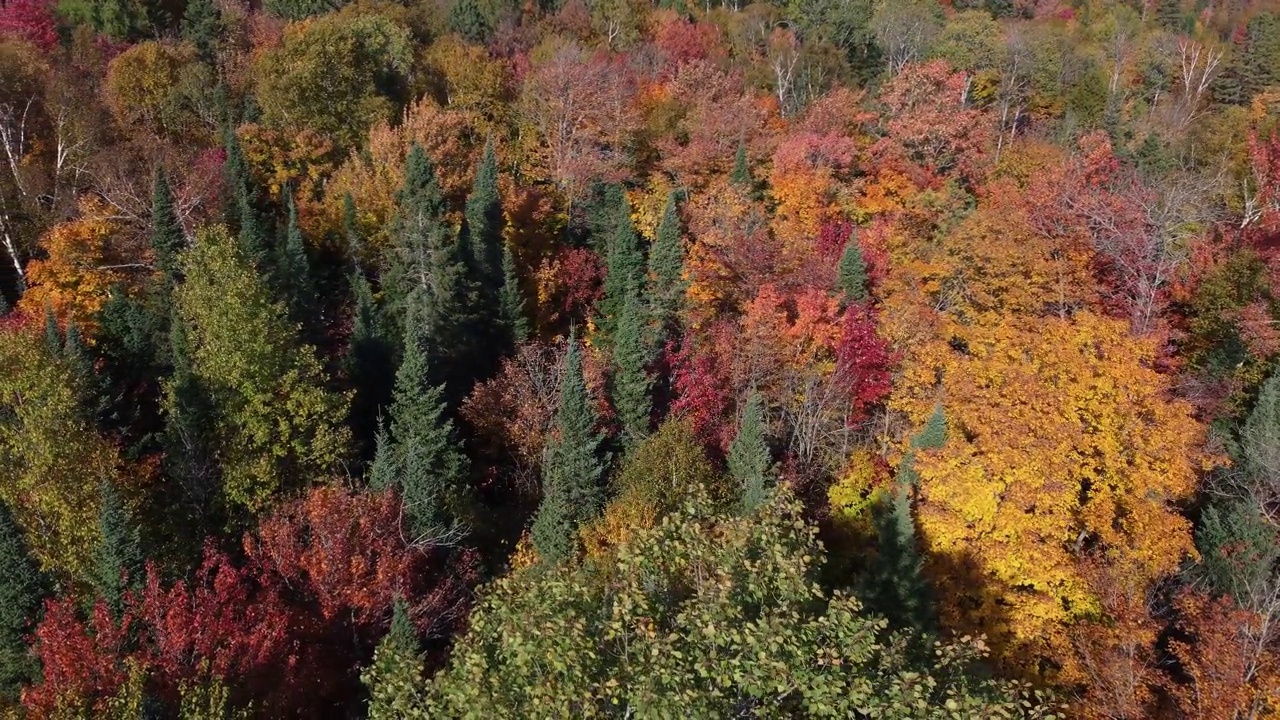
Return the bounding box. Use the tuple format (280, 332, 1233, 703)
(2, 0, 1280, 716)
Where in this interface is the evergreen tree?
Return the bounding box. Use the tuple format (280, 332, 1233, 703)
(598, 197, 645, 343)
(611, 291, 652, 448)
(531, 335, 606, 565)
(448, 0, 491, 44)
(224, 125, 266, 262)
(730, 141, 752, 188)
(864, 465, 934, 634)
(1196, 497, 1278, 602)
(43, 305, 60, 358)
(343, 191, 361, 259)
(362, 598, 428, 720)
(344, 270, 395, 465)
(182, 0, 221, 64)
(151, 169, 185, 284)
(95, 287, 170, 459)
(836, 237, 868, 304)
(463, 140, 502, 293)
(0, 501, 46, 701)
(913, 404, 947, 451)
(93, 481, 144, 619)
(728, 392, 772, 513)
(64, 323, 108, 422)
(647, 191, 686, 336)
(368, 309, 471, 543)
(499, 244, 530, 344)
(384, 144, 473, 398)
(583, 182, 624, 253)
(278, 191, 314, 322)
(162, 312, 219, 527)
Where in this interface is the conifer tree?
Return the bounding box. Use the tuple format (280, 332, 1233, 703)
(728, 392, 772, 513)
(914, 404, 947, 451)
(836, 237, 868, 304)
(182, 0, 220, 64)
(0, 501, 46, 701)
(598, 198, 644, 343)
(647, 191, 686, 336)
(162, 312, 218, 524)
(224, 125, 266, 262)
(463, 140, 502, 293)
(611, 291, 652, 448)
(864, 468, 934, 634)
(151, 169, 185, 284)
(448, 0, 491, 44)
(93, 481, 143, 619)
(43, 305, 60, 358)
(369, 310, 471, 543)
(343, 192, 361, 259)
(730, 141, 752, 188)
(499, 244, 530, 344)
(278, 191, 314, 321)
(362, 598, 428, 720)
(345, 270, 395, 464)
(532, 335, 605, 565)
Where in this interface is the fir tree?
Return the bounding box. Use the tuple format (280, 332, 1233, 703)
(598, 197, 645, 343)
(278, 190, 314, 322)
(224, 125, 266, 262)
(151, 169, 185, 284)
(362, 598, 428, 720)
(463, 140, 502, 293)
(499, 244, 530, 345)
(448, 0, 491, 44)
(368, 310, 471, 542)
(728, 392, 772, 513)
(647, 191, 686, 336)
(730, 141, 752, 188)
(93, 481, 144, 619)
(864, 465, 934, 634)
(531, 334, 606, 565)
(43, 305, 60, 358)
(0, 502, 46, 701)
(344, 270, 395, 465)
(611, 291, 652, 448)
(162, 313, 219, 529)
(836, 237, 868, 304)
(182, 0, 221, 64)
(913, 404, 947, 451)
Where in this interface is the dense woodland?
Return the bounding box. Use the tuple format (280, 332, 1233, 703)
(2, 0, 1280, 716)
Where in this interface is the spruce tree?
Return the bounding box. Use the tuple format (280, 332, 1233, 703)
(598, 197, 645, 343)
(531, 334, 605, 565)
(362, 598, 428, 720)
(278, 191, 314, 321)
(43, 305, 60, 358)
(499, 244, 530, 344)
(728, 392, 772, 513)
(448, 0, 491, 44)
(368, 309, 471, 543)
(151, 169, 185, 284)
(224, 125, 266, 262)
(836, 237, 868, 304)
(384, 144, 471, 397)
(162, 313, 219, 529)
(182, 0, 220, 64)
(93, 481, 144, 619)
(463, 140, 502, 293)
(730, 141, 752, 188)
(0, 502, 46, 701)
(647, 191, 686, 336)
(913, 404, 947, 451)
(864, 466, 934, 634)
(611, 291, 652, 448)
(344, 270, 395, 464)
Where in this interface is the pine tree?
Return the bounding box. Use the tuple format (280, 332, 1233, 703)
(647, 191, 686, 336)
(499, 244, 530, 345)
(611, 291, 652, 448)
(93, 481, 144, 619)
(277, 191, 314, 322)
(368, 309, 471, 543)
(448, 0, 491, 44)
(598, 197, 645, 343)
(728, 392, 772, 513)
(730, 141, 752, 188)
(151, 169, 185, 284)
(362, 598, 428, 720)
(531, 334, 606, 565)
(0, 501, 46, 701)
(836, 237, 868, 304)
